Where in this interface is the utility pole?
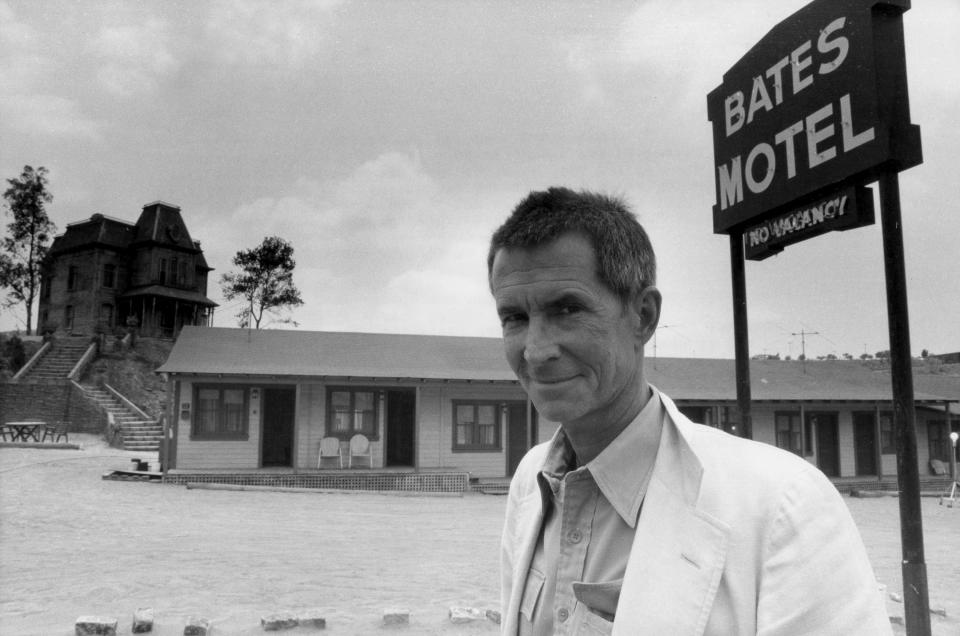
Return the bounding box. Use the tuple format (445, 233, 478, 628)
(791, 329, 819, 372)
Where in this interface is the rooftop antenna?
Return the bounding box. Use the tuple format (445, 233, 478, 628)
(791, 328, 819, 373)
(653, 324, 676, 369)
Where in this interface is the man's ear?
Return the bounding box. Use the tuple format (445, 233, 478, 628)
(631, 286, 661, 345)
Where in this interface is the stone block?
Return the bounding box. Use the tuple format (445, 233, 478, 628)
(448, 607, 486, 624)
(297, 611, 327, 629)
(75, 616, 118, 636)
(261, 613, 298, 631)
(382, 608, 409, 626)
(132, 607, 154, 633)
(485, 609, 502, 625)
(184, 616, 211, 635)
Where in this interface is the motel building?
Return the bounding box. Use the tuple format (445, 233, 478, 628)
(155, 327, 958, 493)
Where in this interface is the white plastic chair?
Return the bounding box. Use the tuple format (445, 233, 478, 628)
(317, 436, 343, 469)
(349, 433, 372, 469)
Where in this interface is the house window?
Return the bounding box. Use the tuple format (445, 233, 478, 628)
(67, 265, 79, 291)
(102, 263, 116, 288)
(64, 305, 74, 331)
(327, 388, 378, 439)
(42, 274, 52, 299)
(192, 385, 248, 440)
(158, 258, 168, 284)
(178, 260, 188, 286)
(775, 411, 802, 455)
(453, 401, 502, 452)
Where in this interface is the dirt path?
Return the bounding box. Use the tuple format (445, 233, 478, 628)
(1, 436, 957, 635)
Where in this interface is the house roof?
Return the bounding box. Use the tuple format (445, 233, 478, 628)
(156, 327, 959, 404)
(120, 285, 218, 307)
(50, 214, 137, 254)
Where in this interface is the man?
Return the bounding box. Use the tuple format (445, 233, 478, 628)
(490, 187, 890, 635)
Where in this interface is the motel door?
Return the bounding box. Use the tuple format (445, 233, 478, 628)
(507, 401, 535, 477)
(262, 387, 296, 467)
(386, 389, 416, 467)
(809, 412, 840, 477)
(853, 413, 878, 476)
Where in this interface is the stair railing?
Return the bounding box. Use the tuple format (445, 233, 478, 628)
(103, 383, 152, 421)
(11, 340, 52, 383)
(67, 340, 99, 381)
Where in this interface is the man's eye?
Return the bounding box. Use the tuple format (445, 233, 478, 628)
(500, 313, 527, 327)
(557, 304, 582, 316)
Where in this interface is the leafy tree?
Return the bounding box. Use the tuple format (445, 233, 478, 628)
(221, 236, 304, 329)
(875, 350, 891, 359)
(0, 166, 56, 335)
(860, 352, 873, 360)
(921, 349, 929, 358)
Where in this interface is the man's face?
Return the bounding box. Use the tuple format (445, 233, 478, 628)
(491, 232, 651, 430)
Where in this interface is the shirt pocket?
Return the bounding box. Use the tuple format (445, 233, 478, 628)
(519, 568, 545, 623)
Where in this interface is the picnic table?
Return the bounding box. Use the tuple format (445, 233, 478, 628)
(3, 421, 45, 442)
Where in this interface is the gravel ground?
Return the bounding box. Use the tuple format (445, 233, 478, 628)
(1, 435, 957, 635)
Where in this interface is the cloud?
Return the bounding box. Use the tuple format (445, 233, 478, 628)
(0, 94, 101, 139)
(204, 0, 343, 70)
(90, 18, 179, 97)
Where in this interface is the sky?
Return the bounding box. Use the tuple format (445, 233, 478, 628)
(1, 0, 957, 360)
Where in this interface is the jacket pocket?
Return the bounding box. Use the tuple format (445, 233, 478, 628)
(571, 602, 614, 635)
(520, 568, 545, 623)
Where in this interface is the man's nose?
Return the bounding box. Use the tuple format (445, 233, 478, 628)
(523, 319, 560, 365)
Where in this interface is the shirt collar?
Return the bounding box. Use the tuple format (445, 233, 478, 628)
(536, 389, 665, 527)
(587, 389, 664, 527)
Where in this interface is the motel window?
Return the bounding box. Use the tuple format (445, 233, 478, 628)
(192, 385, 249, 440)
(775, 412, 803, 455)
(453, 401, 502, 452)
(327, 388, 378, 440)
(102, 263, 116, 288)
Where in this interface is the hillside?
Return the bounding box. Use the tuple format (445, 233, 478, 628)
(81, 337, 173, 418)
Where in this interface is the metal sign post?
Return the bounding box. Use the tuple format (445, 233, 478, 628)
(730, 233, 752, 439)
(879, 172, 930, 635)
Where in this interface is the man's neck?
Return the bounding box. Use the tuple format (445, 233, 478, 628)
(563, 382, 653, 466)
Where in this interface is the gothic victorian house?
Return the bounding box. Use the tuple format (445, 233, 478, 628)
(38, 201, 217, 337)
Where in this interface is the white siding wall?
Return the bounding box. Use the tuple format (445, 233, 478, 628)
(296, 383, 326, 469)
(175, 379, 261, 469)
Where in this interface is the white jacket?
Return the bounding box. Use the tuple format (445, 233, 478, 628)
(500, 391, 892, 635)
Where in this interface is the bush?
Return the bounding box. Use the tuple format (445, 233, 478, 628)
(1, 335, 26, 373)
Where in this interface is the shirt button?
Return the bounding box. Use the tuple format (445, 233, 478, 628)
(557, 608, 570, 622)
(567, 529, 583, 544)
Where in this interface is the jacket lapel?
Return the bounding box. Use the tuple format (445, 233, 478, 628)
(504, 488, 545, 635)
(613, 394, 730, 635)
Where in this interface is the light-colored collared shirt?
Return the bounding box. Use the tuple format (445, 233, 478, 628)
(520, 391, 665, 635)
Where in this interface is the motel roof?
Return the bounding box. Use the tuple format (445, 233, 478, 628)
(156, 327, 959, 405)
